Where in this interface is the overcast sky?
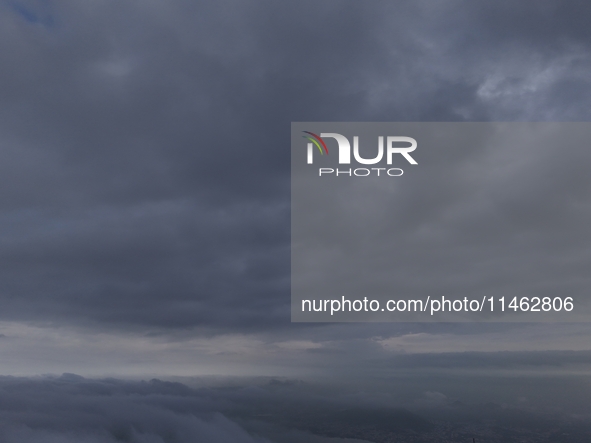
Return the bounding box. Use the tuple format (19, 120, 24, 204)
(0, 0, 590, 391)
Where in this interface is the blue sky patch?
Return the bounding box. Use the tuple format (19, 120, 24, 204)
(7, 0, 54, 27)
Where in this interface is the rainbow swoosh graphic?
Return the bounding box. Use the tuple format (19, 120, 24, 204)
(302, 131, 328, 155)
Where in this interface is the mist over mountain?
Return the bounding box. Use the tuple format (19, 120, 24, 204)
(1, 373, 590, 442)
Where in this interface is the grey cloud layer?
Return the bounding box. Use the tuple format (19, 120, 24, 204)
(0, 375, 269, 443)
(0, 0, 591, 332)
(1, 373, 590, 443)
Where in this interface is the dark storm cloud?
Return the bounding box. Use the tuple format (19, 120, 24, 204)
(1, 0, 591, 332)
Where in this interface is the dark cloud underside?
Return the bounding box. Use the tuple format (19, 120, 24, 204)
(0, 0, 590, 333)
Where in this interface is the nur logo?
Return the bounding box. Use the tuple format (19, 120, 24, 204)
(303, 131, 418, 177)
